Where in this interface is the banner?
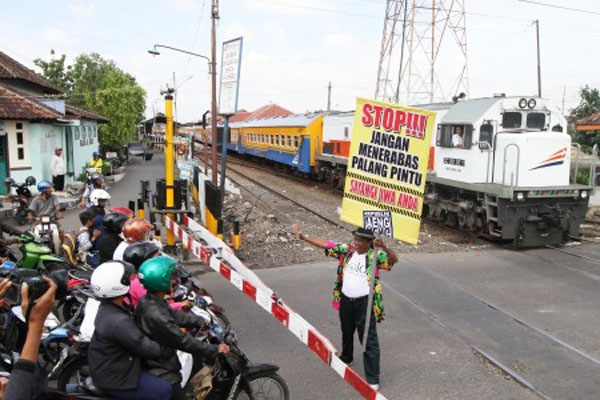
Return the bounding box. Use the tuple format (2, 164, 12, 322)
(219, 37, 243, 115)
(341, 98, 436, 244)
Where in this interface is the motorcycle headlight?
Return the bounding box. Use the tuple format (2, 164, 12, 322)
(581, 190, 588, 199)
(516, 192, 525, 201)
(41, 216, 51, 224)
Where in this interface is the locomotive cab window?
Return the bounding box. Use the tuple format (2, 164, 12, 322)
(437, 124, 472, 149)
(502, 112, 522, 129)
(479, 123, 494, 149)
(526, 112, 546, 129)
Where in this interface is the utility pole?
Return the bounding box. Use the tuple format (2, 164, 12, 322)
(163, 88, 176, 248)
(535, 19, 542, 98)
(210, 0, 219, 186)
(327, 82, 331, 112)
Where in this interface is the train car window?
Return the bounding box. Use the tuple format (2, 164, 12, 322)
(280, 135, 285, 146)
(275, 135, 280, 145)
(479, 123, 493, 148)
(344, 126, 350, 139)
(527, 113, 546, 129)
(436, 125, 454, 148)
(502, 112, 522, 129)
(287, 136, 292, 147)
(294, 136, 299, 148)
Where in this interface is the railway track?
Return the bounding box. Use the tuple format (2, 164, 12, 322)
(194, 145, 600, 398)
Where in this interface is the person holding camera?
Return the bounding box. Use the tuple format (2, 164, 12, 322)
(2, 276, 56, 400)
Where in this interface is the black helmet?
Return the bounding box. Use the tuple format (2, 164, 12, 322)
(3, 177, 14, 187)
(101, 212, 129, 233)
(25, 176, 36, 186)
(123, 241, 160, 271)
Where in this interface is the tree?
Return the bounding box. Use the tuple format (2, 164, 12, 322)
(571, 86, 600, 119)
(35, 53, 146, 151)
(33, 54, 72, 91)
(570, 86, 600, 153)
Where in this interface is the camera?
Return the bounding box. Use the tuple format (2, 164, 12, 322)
(0, 265, 68, 305)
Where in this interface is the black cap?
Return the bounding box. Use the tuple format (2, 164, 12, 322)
(352, 227, 375, 240)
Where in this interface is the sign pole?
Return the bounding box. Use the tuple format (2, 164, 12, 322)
(220, 115, 231, 200)
(361, 248, 378, 350)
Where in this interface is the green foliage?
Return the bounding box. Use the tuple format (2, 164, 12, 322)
(575, 170, 591, 185)
(35, 53, 146, 151)
(33, 54, 72, 91)
(571, 86, 600, 119)
(570, 86, 600, 151)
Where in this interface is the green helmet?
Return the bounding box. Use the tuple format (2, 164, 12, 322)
(138, 255, 177, 291)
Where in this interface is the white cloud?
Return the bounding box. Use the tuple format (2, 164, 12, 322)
(171, 0, 196, 11)
(69, 1, 96, 18)
(41, 28, 74, 47)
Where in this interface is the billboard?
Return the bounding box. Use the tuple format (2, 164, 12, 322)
(340, 98, 436, 244)
(219, 37, 243, 115)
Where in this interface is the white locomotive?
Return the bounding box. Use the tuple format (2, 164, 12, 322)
(319, 95, 591, 247)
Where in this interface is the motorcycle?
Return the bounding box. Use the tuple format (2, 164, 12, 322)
(63, 320, 289, 400)
(32, 214, 63, 255)
(3, 176, 35, 225)
(13, 232, 71, 272)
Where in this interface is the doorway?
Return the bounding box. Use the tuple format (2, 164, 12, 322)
(0, 136, 8, 194)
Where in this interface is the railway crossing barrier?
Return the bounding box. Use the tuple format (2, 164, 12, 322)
(163, 214, 388, 400)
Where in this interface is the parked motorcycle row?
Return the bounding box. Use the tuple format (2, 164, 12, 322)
(0, 178, 289, 399)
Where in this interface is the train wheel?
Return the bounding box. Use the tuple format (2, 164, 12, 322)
(512, 220, 525, 249)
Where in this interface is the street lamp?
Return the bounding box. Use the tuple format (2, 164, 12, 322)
(148, 44, 211, 66)
(148, 43, 218, 186)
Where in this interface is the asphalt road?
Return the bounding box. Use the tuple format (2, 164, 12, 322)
(59, 154, 600, 399)
(61, 153, 163, 229)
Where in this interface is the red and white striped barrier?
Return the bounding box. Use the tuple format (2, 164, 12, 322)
(164, 215, 388, 400)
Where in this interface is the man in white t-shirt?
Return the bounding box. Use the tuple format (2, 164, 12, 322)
(294, 225, 398, 390)
(50, 147, 66, 191)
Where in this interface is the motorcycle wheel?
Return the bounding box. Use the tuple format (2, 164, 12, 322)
(61, 297, 84, 324)
(214, 311, 230, 330)
(234, 373, 289, 400)
(57, 357, 90, 392)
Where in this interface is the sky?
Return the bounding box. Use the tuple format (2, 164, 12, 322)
(2, 0, 600, 122)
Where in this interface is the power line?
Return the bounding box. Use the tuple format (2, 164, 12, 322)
(518, 0, 600, 16)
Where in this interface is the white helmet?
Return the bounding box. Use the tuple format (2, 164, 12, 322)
(91, 261, 135, 299)
(90, 189, 111, 206)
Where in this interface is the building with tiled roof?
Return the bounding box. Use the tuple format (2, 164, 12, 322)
(0, 51, 107, 193)
(576, 112, 600, 132)
(0, 51, 62, 95)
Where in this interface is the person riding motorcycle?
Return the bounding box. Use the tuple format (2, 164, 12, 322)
(88, 261, 173, 400)
(87, 189, 110, 220)
(123, 242, 190, 309)
(27, 181, 62, 221)
(90, 151, 103, 174)
(136, 256, 229, 399)
(28, 181, 63, 254)
(113, 218, 159, 261)
(97, 212, 128, 264)
(80, 171, 104, 208)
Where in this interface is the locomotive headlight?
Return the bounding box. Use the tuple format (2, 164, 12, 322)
(516, 192, 525, 201)
(581, 190, 588, 199)
(518, 98, 528, 109)
(528, 98, 537, 109)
